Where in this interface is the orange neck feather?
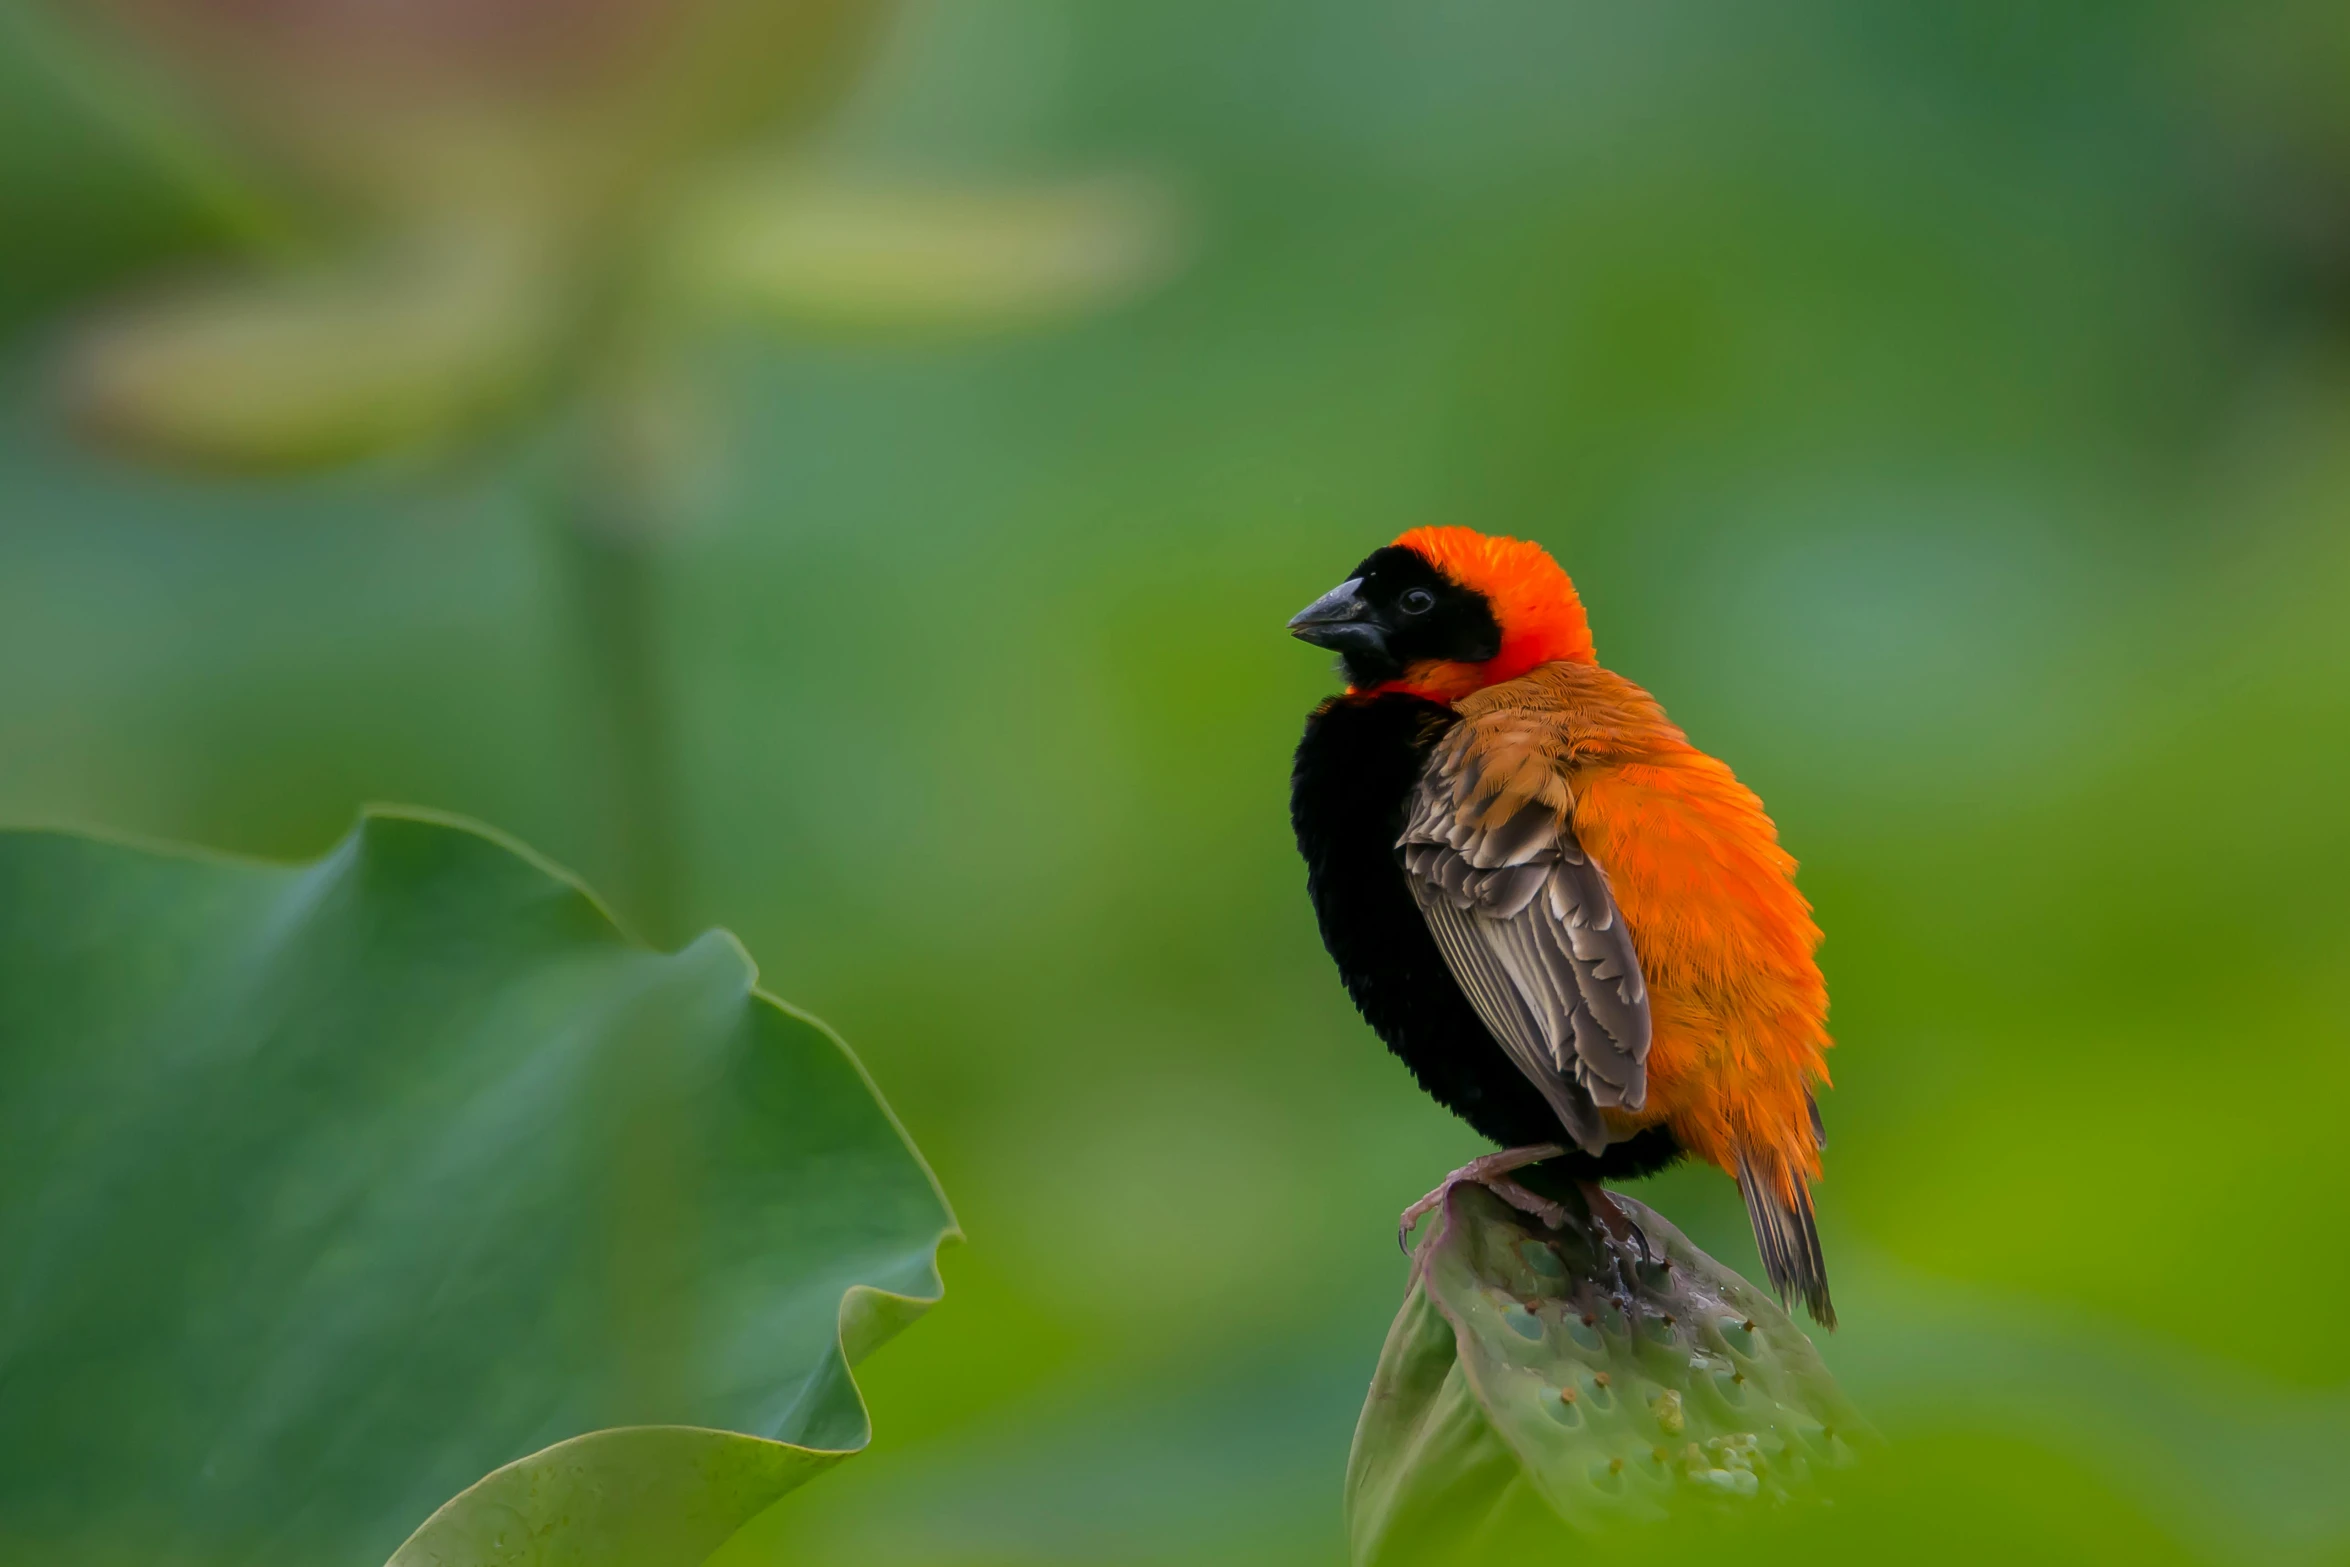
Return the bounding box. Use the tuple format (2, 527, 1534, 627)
(1359, 526, 1596, 703)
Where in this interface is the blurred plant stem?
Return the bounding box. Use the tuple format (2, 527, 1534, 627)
(556, 367, 697, 949)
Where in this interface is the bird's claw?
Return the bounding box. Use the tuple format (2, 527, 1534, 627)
(1396, 1143, 1568, 1252)
(1396, 1199, 1436, 1254)
(1485, 1176, 1570, 1230)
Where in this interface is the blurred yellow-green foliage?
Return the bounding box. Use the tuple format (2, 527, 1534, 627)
(4, 0, 2350, 1562)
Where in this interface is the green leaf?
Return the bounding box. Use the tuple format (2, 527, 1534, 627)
(1347, 1185, 1870, 1565)
(384, 1425, 835, 1567)
(0, 808, 956, 1567)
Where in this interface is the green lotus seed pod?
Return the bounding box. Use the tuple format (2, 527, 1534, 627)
(1347, 1184, 1872, 1565)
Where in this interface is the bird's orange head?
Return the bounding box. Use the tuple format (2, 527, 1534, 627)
(1287, 526, 1594, 702)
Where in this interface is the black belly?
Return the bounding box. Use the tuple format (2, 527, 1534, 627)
(1290, 691, 1681, 1186)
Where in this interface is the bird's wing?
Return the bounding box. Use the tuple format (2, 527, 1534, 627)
(1397, 723, 1651, 1155)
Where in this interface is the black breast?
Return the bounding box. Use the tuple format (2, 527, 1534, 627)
(1289, 692, 1682, 1181)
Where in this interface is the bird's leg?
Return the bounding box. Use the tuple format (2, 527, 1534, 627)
(1398, 1143, 1567, 1251)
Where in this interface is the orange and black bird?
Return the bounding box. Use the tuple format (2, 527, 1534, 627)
(1288, 527, 1835, 1325)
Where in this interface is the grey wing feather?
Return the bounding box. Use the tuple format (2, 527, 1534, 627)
(1413, 892, 1610, 1153)
(1397, 735, 1652, 1156)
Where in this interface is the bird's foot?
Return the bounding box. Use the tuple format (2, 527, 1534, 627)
(1398, 1143, 1568, 1251)
(1577, 1180, 1660, 1302)
(1576, 1181, 1653, 1261)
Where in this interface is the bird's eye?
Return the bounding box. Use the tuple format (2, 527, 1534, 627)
(1397, 588, 1436, 616)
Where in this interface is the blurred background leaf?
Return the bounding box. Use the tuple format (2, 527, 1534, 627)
(60, 224, 560, 471)
(4, 0, 2350, 1563)
(19, 0, 1181, 469)
(670, 170, 1184, 335)
(0, 811, 954, 1565)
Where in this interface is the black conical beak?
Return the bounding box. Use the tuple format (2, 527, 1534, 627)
(1288, 577, 1389, 658)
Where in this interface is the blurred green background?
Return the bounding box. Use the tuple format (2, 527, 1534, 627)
(4, 0, 2349, 1562)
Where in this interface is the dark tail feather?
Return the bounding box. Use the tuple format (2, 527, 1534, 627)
(1736, 1149, 1835, 1329)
